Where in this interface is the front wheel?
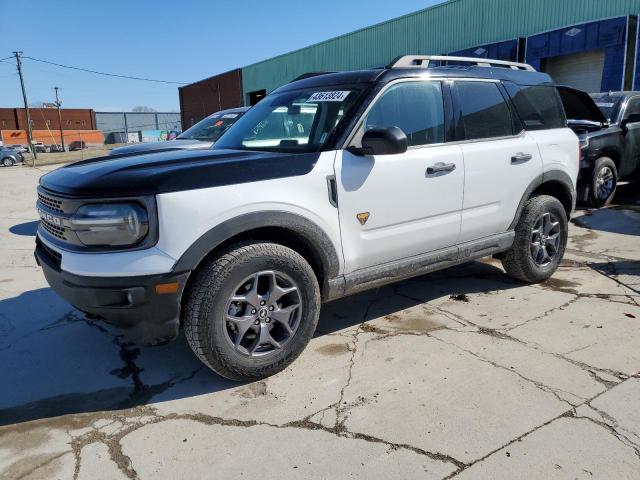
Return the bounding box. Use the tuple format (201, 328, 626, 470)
(2, 157, 14, 167)
(589, 157, 617, 208)
(502, 195, 568, 283)
(183, 242, 321, 381)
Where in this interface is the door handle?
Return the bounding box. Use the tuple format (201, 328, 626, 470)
(426, 162, 456, 175)
(511, 152, 533, 164)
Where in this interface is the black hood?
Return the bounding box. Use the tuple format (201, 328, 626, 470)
(40, 148, 320, 197)
(108, 139, 211, 156)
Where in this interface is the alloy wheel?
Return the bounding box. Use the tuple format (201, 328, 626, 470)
(596, 166, 615, 201)
(530, 212, 562, 267)
(224, 270, 302, 357)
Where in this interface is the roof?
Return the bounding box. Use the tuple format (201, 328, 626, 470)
(277, 70, 385, 91)
(279, 64, 553, 92)
(217, 107, 250, 114)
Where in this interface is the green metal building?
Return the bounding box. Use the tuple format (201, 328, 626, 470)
(179, 0, 640, 126)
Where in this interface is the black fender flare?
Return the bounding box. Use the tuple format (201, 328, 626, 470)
(172, 210, 341, 282)
(508, 170, 576, 230)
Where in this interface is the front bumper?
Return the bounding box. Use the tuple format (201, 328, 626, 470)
(35, 237, 189, 345)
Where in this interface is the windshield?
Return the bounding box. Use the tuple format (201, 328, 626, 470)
(214, 88, 362, 153)
(178, 111, 245, 142)
(590, 94, 624, 124)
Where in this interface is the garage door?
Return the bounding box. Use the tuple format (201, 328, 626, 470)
(542, 49, 606, 93)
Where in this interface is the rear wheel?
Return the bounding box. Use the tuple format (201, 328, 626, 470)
(183, 242, 320, 381)
(589, 157, 617, 208)
(502, 195, 568, 283)
(2, 157, 13, 167)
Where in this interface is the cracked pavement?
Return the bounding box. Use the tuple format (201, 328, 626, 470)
(1, 165, 640, 479)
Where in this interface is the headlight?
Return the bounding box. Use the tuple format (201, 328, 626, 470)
(69, 203, 149, 247)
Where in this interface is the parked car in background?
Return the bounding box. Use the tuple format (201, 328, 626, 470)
(49, 144, 65, 153)
(0, 146, 24, 167)
(560, 88, 640, 207)
(109, 107, 250, 155)
(8, 144, 28, 153)
(558, 86, 615, 206)
(30, 142, 47, 154)
(68, 141, 87, 151)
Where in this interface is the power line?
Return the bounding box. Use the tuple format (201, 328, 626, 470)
(22, 56, 188, 85)
(0, 55, 14, 62)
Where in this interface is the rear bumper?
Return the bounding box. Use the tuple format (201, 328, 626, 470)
(35, 237, 189, 345)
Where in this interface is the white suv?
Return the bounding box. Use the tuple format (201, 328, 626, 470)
(35, 56, 578, 380)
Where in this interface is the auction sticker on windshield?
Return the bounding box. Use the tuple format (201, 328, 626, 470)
(307, 91, 350, 102)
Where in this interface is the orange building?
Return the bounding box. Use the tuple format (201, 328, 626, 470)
(1, 129, 104, 146)
(0, 107, 103, 146)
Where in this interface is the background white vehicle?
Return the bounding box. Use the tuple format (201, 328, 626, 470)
(109, 107, 249, 155)
(35, 56, 578, 380)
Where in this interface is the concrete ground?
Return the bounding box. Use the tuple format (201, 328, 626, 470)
(1, 164, 639, 479)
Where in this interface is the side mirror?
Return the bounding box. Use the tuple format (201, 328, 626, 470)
(621, 113, 640, 132)
(349, 127, 408, 156)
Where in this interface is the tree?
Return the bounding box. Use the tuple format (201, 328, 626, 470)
(132, 106, 157, 112)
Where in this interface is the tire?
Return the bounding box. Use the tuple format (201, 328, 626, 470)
(501, 195, 568, 283)
(2, 157, 14, 167)
(588, 157, 617, 208)
(183, 241, 321, 381)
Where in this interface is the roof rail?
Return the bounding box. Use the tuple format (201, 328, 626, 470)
(388, 55, 536, 71)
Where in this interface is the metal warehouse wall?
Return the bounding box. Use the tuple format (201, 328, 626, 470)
(241, 0, 640, 97)
(95, 112, 181, 143)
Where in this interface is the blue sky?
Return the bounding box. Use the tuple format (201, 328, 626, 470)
(0, 0, 441, 112)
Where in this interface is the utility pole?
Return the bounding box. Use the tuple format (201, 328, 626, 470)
(13, 51, 37, 164)
(54, 87, 65, 151)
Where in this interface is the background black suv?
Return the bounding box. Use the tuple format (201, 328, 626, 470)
(561, 88, 640, 207)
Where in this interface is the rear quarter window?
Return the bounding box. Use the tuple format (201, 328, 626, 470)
(504, 83, 566, 131)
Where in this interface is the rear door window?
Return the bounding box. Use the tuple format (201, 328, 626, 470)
(504, 83, 566, 130)
(455, 82, 513, 140)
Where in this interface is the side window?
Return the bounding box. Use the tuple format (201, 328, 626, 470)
(456, 81, 513, 140)
(504, 83, 565, 130)
(364, 81, 445, 147)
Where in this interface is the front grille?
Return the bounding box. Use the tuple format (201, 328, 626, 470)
(36, 237, 62, 269)
(37, 188, 72, 245)
(41, 219, 67, 240)
(37, 192, 64, 213)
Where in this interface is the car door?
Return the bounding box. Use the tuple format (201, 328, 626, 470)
(453, 80, 543, 243)
(620, 95, 640, 178)
(335, 80, 464, 274)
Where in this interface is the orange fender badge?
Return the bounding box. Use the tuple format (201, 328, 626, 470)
(356, 212, 370, 225)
